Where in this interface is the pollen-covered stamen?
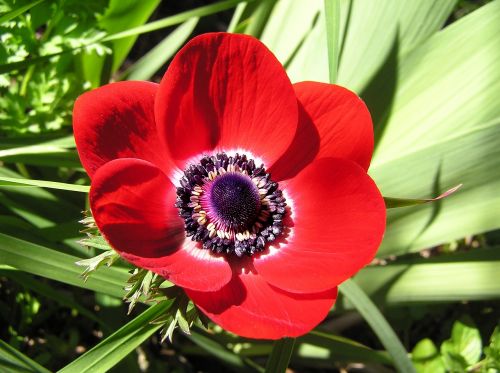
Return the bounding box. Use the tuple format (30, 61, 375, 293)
(175, 152, 287, 257)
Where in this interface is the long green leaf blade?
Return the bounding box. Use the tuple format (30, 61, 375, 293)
(265, 338, 295, 373)
(351, 248, 500, 305)
(324, 0, 340, 83)
(0, 338, 50, 373)
(122, 17, 199, 81)
(0, 0, 46, 24)
(0, 232, 128, 298)
(102, 0, 253, 42)
(339, 279, 416, 373)
(58, 302, 170, 373)
(0, 177, 89, 193)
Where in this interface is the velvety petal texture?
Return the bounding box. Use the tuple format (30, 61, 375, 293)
(90, 158, 232, 291)
(155, 32, 298, 168)
(269, 82, 373, 180)
(73, 81, 172, 178)
(255, 158, 386, 293)
(186, 268, 338, 339)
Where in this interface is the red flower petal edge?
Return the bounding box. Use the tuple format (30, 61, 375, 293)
(255, 157, 386, 293)
(155, 32, 298, 168)
(73, 81, 174, 178)
(186, 268, 338, 339)
(89, 158, 232, 292)
(270, 82, 374, 181)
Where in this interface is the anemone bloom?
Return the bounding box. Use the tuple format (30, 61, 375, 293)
(73, 32, 386, 339)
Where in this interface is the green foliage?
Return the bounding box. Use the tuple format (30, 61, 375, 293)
(1, 0, 500, 372)
(412, 318, 500, 373)
(441, 317, 482, 371)
(412, 338, 446, 373)
(0, 0, 110, 135)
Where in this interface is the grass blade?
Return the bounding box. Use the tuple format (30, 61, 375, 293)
(0, 232, 128, 298)
(265, 338, 295, 373)
(324, 0, 341, 83)
(58, 302, 171, 373)
(102, 0, 253, 42)
(0, 176, 89, 193)
(300, 331, 392, 365)
(384, 184, 462, 208)
(0, 0, 46, 24)
(121, 17, 199, 81)
(339, 279, 416, 373)
(0, 338, 50, 373)
(188, 330, 262, 372)
(350, 248, 500, 306)
(242, 0, 277, 38)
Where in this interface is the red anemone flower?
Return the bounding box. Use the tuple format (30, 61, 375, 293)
(73, 32, 385, 340)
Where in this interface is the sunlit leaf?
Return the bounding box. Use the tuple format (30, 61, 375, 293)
(0, 338, 50, 373)
(339, 279, 416, 373)
(58, 302, 171, 373)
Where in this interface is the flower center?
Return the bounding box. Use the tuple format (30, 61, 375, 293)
(175, 152, 286, 257)
(206, 172, 261, 230)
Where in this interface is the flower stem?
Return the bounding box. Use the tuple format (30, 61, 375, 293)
(264, 337, 295, 373)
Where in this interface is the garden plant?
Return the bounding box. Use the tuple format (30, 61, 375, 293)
(0, 0, 499, 372)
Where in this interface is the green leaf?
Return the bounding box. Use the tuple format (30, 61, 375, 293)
(265, 338, 295, 373)
(75, 250, 120, 282)
(301, 331, 392, 365)
(0, 232, 128, 298)
(324, 0, 340, 83)
(368, 2, 500, 256)
(263, 0, 455, 86)
(241, 0, 277, 39)
(0, 176, 89, 193)
(0, 0, 47, 24)
(484, 326, 500, 371)
(374, 118, 500, 257)
(1, 267, 105, 328)
(121, 17, 199, 81)
(0, 0, 250, 75)
(351, 248, 500, 305)
(441, 317, 482, 370)
(187, 330, 262, 372)
(0, 50, 68, 74)
(58, 302, 171, 373)
(102, 0, 253, 42)
(411, 339, 445, 373)
(0, 338, 51, 373)
(0, 168, 81, 228)
(339, 279, 416, 373)
(383, 184, 462, 209)
(98, 0, 161, 72)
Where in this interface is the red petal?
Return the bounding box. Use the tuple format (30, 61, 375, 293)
(186, 267, 337, 340)
(90, 158, 232, 291)
(255, 158, 385, 293)
(73, 81, 173, 178)
(155, 32, 298, 168)
(270, 82, 373, 180)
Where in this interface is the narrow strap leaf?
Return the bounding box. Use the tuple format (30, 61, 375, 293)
(0, 176, 89, 193)
(0, 0, 46, 24)
(339, 278, 416, 373)
(265, 337, 296, 373)
(324, 0, 341, 84)
(384, 184, 462, 208)
(0, 338, 51, 373)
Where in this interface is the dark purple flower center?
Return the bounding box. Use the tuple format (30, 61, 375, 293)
(175, 152, 287, 257)
(208, 172, 261, 230)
